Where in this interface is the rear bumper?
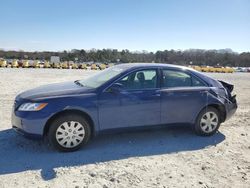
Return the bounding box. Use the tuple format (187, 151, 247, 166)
(225, 99, 237, 121)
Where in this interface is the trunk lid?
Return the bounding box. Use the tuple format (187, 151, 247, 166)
(218, 80, 236, 103)
(218, 80, 234, 93)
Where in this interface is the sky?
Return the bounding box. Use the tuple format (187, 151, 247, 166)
(0, 0, 249, 52)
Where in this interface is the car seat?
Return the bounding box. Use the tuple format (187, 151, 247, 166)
(136, 72, 145, 88)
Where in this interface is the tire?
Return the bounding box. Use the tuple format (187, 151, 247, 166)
(48, 114, 91, 152)
(194, 107, 221, 136)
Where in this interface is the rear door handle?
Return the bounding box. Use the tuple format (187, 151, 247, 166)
(152, 93, 161, 97)
(165, 92, 174, 96)
(200, 90, 208, 96)
(200, 90, 208, 93)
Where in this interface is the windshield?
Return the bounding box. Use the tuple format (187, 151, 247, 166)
(78, 66, 126, 88)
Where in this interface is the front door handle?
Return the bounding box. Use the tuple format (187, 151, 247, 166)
(152, 93, 161, 97)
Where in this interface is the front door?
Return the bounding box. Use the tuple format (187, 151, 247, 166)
(98, 69, 161, 130)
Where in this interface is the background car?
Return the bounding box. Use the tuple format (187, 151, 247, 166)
(91, 63, 98, 70)
(43, 61, 51, 68)
(0, 59, 7, 67)
(79, 63, 87, 69)
(22, 60, 30, 68)
(11, 60, 19, 68)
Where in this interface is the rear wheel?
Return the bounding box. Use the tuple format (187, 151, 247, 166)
(48, 114, 91, 152)
(194, 107, 221, 136)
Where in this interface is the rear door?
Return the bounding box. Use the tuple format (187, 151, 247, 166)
(160, 69, 209, 124)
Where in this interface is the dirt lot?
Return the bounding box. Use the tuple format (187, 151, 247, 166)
(0, 68, 249, 188)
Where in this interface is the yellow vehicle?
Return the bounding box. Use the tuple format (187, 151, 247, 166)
(33, 60, 41, 68)
(208, 66, 216, 72)
(99, 64, 106, 70)
(91, 64, 98, 70)
(61, 62, 69, 69)
(227, 67, 234, 73)
(200, 66, 210, 72)
(205, 66, 218, 72)
(44, 61, 51, 68)
(52, 62, 61, 69)
(222, 67, 234, 73)
(213, 66, 224, 73)
(22, 60, 30, 68)
(71, 63, 79, 69)
(0, 60, 7, 67)
(79, 63, 87, 69)
(11, 60, 19, 68)
(192, 65, 202, 72)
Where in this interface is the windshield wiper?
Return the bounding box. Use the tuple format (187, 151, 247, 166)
(74, 80, 84, 87)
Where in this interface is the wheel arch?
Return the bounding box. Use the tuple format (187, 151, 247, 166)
(201, 103, 226, 123)
(43, 109, 96, 137)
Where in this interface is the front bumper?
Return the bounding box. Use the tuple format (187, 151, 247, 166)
(13, 126, 43, 139)
(11, 110, 48, 139)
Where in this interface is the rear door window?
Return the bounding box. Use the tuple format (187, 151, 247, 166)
(162, 69, 206, 88)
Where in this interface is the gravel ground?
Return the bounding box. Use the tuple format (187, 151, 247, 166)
(0, 68, 249, 188)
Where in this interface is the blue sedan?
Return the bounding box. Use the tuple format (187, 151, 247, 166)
(12, 63, 237, 151)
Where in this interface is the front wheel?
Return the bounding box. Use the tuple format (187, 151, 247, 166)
(194, 107, 221, 136)
(48, 114, 91, 152)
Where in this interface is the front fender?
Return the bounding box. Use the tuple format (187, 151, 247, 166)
(37, 93, 99, 134)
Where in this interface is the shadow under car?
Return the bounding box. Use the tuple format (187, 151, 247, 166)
(0, 126, 225, 180)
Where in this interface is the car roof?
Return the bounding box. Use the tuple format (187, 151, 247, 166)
(115, 63, 192, 70)
(114, 63, 217, 86)
(115, 63, 201, 75)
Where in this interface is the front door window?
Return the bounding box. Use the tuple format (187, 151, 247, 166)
(117, 69, 157, 90)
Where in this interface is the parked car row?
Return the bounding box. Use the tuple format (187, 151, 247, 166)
(190, 65, 250, 73)
(0, 59, 114, 70)
(233, 67, 250, 72)
(1, 59, 249, 73)
(190, 65, 235, 73)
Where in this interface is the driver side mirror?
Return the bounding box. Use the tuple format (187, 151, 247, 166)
(108, 83, 123, 93)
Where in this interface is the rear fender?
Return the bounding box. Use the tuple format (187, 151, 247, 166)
(192, 91, 225, 124)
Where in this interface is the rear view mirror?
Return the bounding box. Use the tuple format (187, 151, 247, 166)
(109, 83, 123, 93)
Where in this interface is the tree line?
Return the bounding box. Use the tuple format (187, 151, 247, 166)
(0, 49, 249, 67)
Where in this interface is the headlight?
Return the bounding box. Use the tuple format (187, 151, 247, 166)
(18, 103, 48, 111)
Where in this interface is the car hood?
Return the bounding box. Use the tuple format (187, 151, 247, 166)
(16, 81, 93, 100)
